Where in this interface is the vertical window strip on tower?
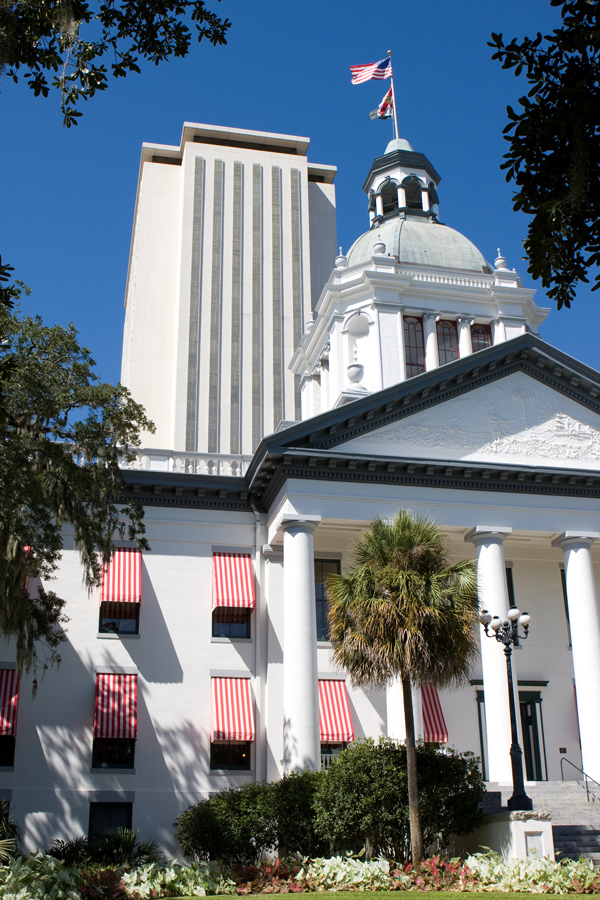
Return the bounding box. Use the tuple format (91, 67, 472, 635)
(212, 552, 256, 609)
(437, 320, 459, 365)
(0, 670, 19, 736)
(290, 169, 303, 421)
(251, 164, 263, 451)
(403, 316, 425, 377)
(94, 674, 138, 740)
(101, 548, 142, 603)
(186, 156, 205, 452)
(230, 161, 243, 455)
(208, 159, 224, 454)
(421, 683, 448, 743)
(318, 680, 354, 743)
(211, 677, 255, 741)
(271, 166, 284, 430)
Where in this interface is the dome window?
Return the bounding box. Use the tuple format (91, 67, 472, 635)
(380, 179, 399, 215)
(403, 316, 425, 378)
(436, 320, 459, 365)
(402, 175, 423, 211)
(471, 324, 492, 352)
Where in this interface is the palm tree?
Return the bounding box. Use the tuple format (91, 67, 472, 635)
(327, 510, 479, 865)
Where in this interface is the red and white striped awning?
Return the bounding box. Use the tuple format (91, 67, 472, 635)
(211, 677, 255, 741)
(94, 674, 138, 739)
(0, 670, 19, 736)
(101, 548, 142, 604)
(422, 683, 448, 743)
(319, 679, 354, 743)
(212, 553, 255, 609)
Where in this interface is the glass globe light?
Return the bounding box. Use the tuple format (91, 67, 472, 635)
(507, 606, 521, 620)
(519, 612, 531, 626)
(479, 610, 492, 626)
(490, 617, 502, 631)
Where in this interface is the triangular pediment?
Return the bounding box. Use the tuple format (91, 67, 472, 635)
(337, 370, 600, 470)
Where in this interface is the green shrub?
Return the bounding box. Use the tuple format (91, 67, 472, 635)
(314, 737, 484, 861)
(174, 782, 277, 864)
(272, 769, 327, 858)
(48, 828, 161, 867)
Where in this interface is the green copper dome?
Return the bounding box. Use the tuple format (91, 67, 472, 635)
(346, 215, 491, 273)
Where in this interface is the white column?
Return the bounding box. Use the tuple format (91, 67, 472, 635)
(552, 532, 600, 783)
(282, 518, 321, 773)
(387, 678, 406, 741)
(423, 313, 439, 371)
(375, 194, 384, 218)
(457, 317, 473, 358)
(397, 185, 406, 209)
(421, 188, 430, 212)
(492, 318, 507, 344)
(465, 526, 514, 783)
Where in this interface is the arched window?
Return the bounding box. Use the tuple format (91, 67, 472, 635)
(402, 175, 423, 211)
(471, 324, 492, 353)
(380, 180, 398, 215)
(437, 320, 459, 365)
(403, 316, 425, 378)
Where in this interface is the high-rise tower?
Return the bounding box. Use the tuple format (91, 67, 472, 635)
(122, 123, 337, 458)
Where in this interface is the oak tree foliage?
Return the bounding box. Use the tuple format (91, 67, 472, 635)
(0, 0, 231, 125)
(490, 0, 600, 308)
(0, 277, 154, 677)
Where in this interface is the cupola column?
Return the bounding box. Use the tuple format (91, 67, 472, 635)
(397, 185, 406, 208)
(423, 313, 439, 371)
(457, 317, 473, 358)
(552, 532, 600, 783)
(375, 193, 384, 218)
(421, 188, 430, 212)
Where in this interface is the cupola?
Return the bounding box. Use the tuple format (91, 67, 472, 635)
(364, 137, 442, 225)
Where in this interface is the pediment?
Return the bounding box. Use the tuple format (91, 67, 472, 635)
(337, 371, 600, 471)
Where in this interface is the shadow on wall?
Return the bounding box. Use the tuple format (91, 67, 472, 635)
(123, 564, 183, 684)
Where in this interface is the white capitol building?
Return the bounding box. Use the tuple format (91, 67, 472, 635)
(2, 122, 600, 862)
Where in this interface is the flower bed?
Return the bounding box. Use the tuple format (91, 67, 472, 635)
(1, 850, 600, 898)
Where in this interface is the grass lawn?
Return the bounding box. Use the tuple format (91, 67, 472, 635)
(169, 895, 565, 899)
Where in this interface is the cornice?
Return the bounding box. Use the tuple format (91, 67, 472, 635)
(114, 471, 253, 511)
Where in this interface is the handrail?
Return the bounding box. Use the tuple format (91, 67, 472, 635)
(560, 756, 600, 802)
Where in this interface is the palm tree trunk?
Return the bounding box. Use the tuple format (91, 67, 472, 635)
(401, 673, 423, 866)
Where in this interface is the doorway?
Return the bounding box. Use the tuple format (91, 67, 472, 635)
(519, 691, 548, 781)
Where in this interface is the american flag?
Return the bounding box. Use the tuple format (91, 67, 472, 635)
(350, 56, 392, 84)
(370, 88, 393, 120)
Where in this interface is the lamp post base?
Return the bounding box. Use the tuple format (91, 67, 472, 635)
(507, 793, 533, 811)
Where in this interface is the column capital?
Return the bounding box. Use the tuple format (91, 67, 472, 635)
(268, 511, 321, 544)
(552, 531, 600, 550)
(464, 526, 512, 546)
(457, 316, 473, 327)
(423, 311, 438, 322)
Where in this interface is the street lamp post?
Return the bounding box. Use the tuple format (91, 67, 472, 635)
(479, 605, 533, 811)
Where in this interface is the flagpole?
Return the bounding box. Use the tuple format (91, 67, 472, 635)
(388, 49, 399, 140)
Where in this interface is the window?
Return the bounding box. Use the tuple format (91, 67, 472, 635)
(437, 320, 459, 365)
(505, 567, 516, 607)
(560, 566, 572, 647)
(402, 175, 423, 210)
(89, 802, 132, 843)
(212, 607, 251, 639)
(403, 316, 425, 378)
(0, 737, 15, 767)
(210, 740, 251, 770)
(471, 324, 492, 352)
(380, 180, 398, 215)
(321, 742, 346, 771)
(315, 559, 340, 642)
(92, 738, 135, 769)
(99, 602, 139, 635)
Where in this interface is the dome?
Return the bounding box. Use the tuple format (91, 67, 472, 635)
(346, 215, 491, 272)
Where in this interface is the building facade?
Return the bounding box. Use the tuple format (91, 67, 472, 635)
(2, 126, 600, 859)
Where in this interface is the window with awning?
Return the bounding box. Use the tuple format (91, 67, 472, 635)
(94, 674, 138, 740)
(0, 670, 19, 737)
(422, 683, 448, 743)
(319, 679, 354, 743)
(102, 548, 142, 604)
(211, 677, 255, 741)
(212, 553, 255, 609)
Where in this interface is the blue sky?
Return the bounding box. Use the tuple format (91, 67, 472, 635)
(1, 0, 598, 387)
